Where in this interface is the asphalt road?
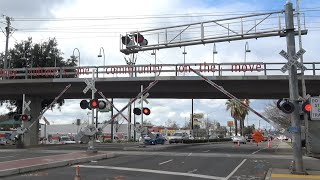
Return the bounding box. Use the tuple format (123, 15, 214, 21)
(3, 141, 314, 180)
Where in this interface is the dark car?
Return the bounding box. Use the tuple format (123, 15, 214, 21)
(144, 134, 165, 145)
(246, 134, 253, 142)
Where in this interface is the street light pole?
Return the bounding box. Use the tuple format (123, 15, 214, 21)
(244, 42, 251, 76)
(213, 43, 218, 76)
(73, 48, 81, 67)
(183, 47, 187, 76)
(98, 47, 106, 77)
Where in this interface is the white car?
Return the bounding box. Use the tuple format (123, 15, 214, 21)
(60, 136, 76, 144)
(232, 136, 246, 144)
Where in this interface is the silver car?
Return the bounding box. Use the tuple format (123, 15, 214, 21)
(232, 136, 247, 144)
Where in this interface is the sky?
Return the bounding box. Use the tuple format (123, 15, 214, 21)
(0, 0, 319, 129)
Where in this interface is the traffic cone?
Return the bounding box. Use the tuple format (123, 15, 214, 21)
(74, 166, 81, 180)
(268, 140, 271, 149)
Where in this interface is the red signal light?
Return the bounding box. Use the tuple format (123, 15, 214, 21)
(304, 103, 311, 112)
(143, 108, 150, 115)
(21, 115, 27, 121)
(90, 99, 98, 108)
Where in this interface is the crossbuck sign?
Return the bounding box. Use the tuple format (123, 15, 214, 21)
(23, 100, 31, 112)
(279, 48, 307, 73)
(138, 92, 149, 104)
(83, 79, 97, 94)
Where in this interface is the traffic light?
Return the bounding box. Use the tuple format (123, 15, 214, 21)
(133, 107, 150, 115)
(300, 100, 311, 120)
(13, 114, 31, 121)
(133, 33, 148, 46)
(80, 99, 107, 109)
(302, 100, 311, 113)
(121, 33, 148, 46)
(142, 107, 150, 115)
(277, 99, 295, 114)
(21, 115, 31, 121)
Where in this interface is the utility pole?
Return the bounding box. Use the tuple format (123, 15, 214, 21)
(3, 16, 11, 69)
(285, 1, 304, 173)
(296, 0, 311, 156)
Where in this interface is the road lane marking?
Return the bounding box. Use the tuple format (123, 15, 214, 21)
(158, 159, 173, 165)
(188, 153, 192, 156)
(77, 165, 225, 180)
(225, 159, 247, 180)
(203, 150, 210, 153)
(187, 169, 198, 174)
(252, 147, 267, 155)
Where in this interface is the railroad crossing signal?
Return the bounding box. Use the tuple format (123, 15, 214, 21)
(138, 93, 149, 104)
(83, 79, 97, 94)
(14, 114, 32, 121)
(277, 99, 295, 114)
(133, 107, 151, 116)
(279, 48, 307, 73)
(80, 99, 107, 109)
(23, 100, 31, 112)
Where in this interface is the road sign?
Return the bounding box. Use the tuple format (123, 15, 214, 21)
(252, 131, 264, 143)
(83, 79, 97, 94)
(23, 100, 31, 112)
(310, 97, 320, 120)
(280, 48, 307, 73)
(227, 121, 234, 127)
(138, 93, 149, 104)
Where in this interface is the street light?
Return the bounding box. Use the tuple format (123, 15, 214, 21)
(212, 43, 218, 76)
(73, 48, 81, 67)
(244, 42, 251, 76)
(98, 47, 105, 77)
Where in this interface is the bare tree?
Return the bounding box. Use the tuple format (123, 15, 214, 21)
(165, 119, 179, 129)
(263, 101, 291, 129)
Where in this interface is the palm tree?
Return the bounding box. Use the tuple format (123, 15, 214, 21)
(226, 99, 250, 136)
(239, 99, 250, 136)
(226, 99, 241, 136)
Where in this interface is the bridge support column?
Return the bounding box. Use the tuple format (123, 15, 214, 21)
(23, 96, 42, 147)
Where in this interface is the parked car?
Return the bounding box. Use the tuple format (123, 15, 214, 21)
(169, 132, 189, 144)
(0, 139, 6, 145)
(60, 136, 76, 144)
(232, 136, 247, 144)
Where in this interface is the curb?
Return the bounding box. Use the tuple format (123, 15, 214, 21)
(265, 168, 272, 180)
(0, 152, 115, 177)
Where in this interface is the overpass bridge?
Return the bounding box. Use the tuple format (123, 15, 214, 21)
(0, 62, 319, 100)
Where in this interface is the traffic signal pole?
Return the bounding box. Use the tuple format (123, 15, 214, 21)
(88, 69, 97, 152)
(285, 2, 304, 173)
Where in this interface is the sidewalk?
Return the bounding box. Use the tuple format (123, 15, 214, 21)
(0, 151, 114, 177)
(265, 141, 320, 180)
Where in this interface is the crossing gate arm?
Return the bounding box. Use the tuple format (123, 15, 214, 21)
(99, 80, 159, 130)
(189, 68, 282, 129)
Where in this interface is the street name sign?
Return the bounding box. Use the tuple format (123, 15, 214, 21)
(279, 48, 307, 73)
(310, 97, 320, 120)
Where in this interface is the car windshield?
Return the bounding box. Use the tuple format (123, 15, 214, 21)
(60, 137, 71, 141)
(173, 133, 183, 136)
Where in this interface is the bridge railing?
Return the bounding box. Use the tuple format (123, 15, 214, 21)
(0, 62, 319, 80)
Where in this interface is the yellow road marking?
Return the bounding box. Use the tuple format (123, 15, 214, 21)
(272, 174, 320, 179)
